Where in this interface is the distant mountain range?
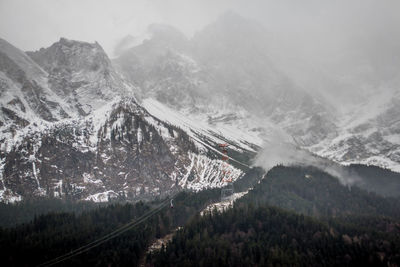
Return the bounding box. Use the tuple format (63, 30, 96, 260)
(114, 12, 400, 171)
(0, 12, 399, 203)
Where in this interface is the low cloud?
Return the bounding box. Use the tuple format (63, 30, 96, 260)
(253, 133, 362, 186)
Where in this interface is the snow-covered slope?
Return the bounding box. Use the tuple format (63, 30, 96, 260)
(115, 12, 400, 173)
(0, 38, 246, 203)
(308, 88, 400, 172)
(142, 98, 262, 153)
(0, 38, 73, 151)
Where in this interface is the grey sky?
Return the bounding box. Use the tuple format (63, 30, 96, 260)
(1, 0, 399, 57)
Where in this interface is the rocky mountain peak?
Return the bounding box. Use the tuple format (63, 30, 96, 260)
(26, 38, 133, 116)
(27, 38, 111, 75)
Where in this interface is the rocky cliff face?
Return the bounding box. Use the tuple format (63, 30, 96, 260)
(1, 98, 242, 202)
(0, 38, 244, 203)
(27, 38, 133, 116)
(0, 39, 69, 129)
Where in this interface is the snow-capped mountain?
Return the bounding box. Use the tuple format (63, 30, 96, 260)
(1, 12, 399, 203)
(310, 88, 400, 171)
(27, 38, 133, 116)
(114, 15, 335, 141)
(0, 38, 246, 203)
(114, 12, 400, 172)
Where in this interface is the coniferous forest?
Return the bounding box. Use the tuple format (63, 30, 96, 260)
(1, 165, 400, 266)
(149, 204, 400, 266)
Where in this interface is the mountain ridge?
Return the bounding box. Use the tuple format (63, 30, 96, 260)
(0, 12, 399, 202)
(0, 38, 248, 203)
(114, 13, 400, 172)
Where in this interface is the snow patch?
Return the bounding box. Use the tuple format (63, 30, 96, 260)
(85, 190, 118, 202)
(201, 191, 248, 215)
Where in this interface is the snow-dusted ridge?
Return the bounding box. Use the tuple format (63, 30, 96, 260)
(1, 94, 246, 202)
(0, 37, 251, 203)
(2, 29, 400, 203)
(115, 17, 400, 175)
(142, 98, 263, 152)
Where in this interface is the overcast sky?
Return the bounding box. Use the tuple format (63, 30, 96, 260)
(1, 0, 399, 57)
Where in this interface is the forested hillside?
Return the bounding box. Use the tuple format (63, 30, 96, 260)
(241, 165, 400, 218)
(0, 198, 102, 228)
(148, 165, 400, 266)
(0, 189, 220, 266)
(149, 204, 400, 266)
(348, 164, 400, 197)
(1, 165, 400, 266)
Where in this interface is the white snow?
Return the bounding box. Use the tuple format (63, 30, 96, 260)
(142, 98, 263, 152)
(0, 158, 20, 203)
(32, 162, 41, 189)
(53, 179, 63, 198)
(179, 153, 243, 191)
(85, 190, 118, 202)
(137, 127, 142, 144)
(201, 191, 248, 215)
(0, 189, 22, 203)
(83, 173, 103, 185)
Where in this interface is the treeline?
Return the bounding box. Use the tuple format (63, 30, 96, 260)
(1, 202, 154, 266)
(2, 165, 400, 266)
(348, 164, 400, 197)
(0, 189, 220, 266)
(149, 203, 400, 266)
(0, 197, 102, 228)
(233, 167, 265, 192)
(147, 165, 400, 266)
(239, 165, 400, 219)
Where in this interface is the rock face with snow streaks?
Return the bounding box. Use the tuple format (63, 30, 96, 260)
(27, 38, 132, 115)
(1, 12, 399, 202)
(0, 38, 244, 203)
